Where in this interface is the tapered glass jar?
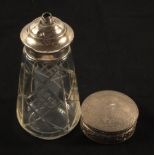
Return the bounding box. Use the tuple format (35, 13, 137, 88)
(16, 12, 81, 140)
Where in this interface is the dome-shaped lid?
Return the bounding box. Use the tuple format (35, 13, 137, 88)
(81, 90, 139, 133)
(20, 12, 74, 53)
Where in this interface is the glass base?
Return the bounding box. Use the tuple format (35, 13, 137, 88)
(17, 107, 81, 140)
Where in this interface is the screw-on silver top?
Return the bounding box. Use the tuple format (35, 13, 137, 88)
(20, 12, 74, 53)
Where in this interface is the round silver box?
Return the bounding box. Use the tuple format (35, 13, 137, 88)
(80, 90, 139, 144)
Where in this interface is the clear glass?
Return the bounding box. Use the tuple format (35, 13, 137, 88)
(16, 46, 81, 140)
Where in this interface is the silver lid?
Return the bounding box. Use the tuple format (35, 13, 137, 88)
(20, 12, 74, 53)
(80, 90, 139, 144)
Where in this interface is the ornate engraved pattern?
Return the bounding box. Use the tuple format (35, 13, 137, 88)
(20, 58, 77, 133)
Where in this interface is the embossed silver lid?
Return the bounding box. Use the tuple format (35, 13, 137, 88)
(80, 90, 139, 144)
(20, 12, 74, 53)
